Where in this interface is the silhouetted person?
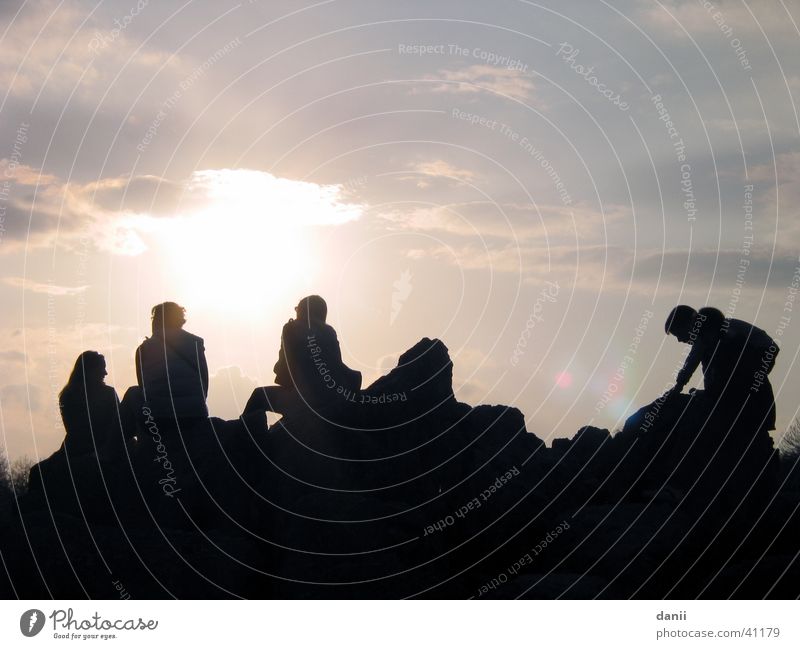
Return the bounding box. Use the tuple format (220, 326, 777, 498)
(58, 351, 121, 459)
(243, 295, 361, 418)
(665, 305, 778, 430)
(135, 302, 209, 424)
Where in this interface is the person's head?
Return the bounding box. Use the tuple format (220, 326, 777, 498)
(696, 306, 726, 343)
(295, 295, 327, 325)
(665, 305, 698, 343)
(60, 351, 106, 400)
(151, 301, 186, 335)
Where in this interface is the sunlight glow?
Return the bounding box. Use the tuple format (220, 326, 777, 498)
(145, 169, 363, 314)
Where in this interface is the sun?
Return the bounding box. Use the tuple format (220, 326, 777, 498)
(145, 169, 361, 316)
(161, 213, 314, 313)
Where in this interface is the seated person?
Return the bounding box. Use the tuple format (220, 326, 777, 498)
(665, 305, 778, 430)
(135, 302, 209, 424)
(243, 295, 361, 418)
(58, 351, 124, 459)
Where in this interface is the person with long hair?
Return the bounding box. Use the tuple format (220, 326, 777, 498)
(59, 351, 120, 458)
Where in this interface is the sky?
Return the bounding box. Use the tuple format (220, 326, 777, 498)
(1, 0, 799, 460)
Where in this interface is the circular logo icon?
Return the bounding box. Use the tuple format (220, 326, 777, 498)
(20, 609, 45, 637)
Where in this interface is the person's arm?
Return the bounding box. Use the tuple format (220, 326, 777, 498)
(97, 388, 122, 457)
(60, 394, 90, 453)
(59, 397, 74, 452)
(273, 347, 287, 386)
(135, 343, 143, 388)
(59, 396, 76, 437)
(197, 339, 209, 398)
(102, 387, 121, 429)
(326, 327, 345, 366)
(321, 326, 361, 391)
(275, 320, 296, 387)
(675, 341, 703, 390)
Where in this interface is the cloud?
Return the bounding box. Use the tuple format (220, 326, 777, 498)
(0, 384, 42, 411)
(0, 351, 26, 363)
(380, 201, 630, 243)
(0, 160, 76, 246)
(410, 160, 477, 183)
(749, 152, 800, 245)
(407, 239, 618, 285)
(0, 165, 364, 256)
(183, 169, 363, 227)
(454, 379, 491, 403)
(207, 366, 257, 420)
(452, 347, 501, 404)
(405, 239, 800, 296)
(375, 352, 401, 376)
(706, 117, 768, 134)
(393, 160, 480, 189)
(407, 241, 542, 274)
(637, 0, 797, 40)
(83, 175, 186, 217)
(0, 0, 180, 100)
(418, 64, 539, 103)
(0, 161, 58, 186)
(632, 248, 800, 291)
(3, 277, 89, 295)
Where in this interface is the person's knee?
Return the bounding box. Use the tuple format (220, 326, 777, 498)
(242, 389, 261, 413)
(244, 386, 277, 414)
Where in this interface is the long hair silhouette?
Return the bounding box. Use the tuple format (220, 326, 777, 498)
(59, 351, 105, 402)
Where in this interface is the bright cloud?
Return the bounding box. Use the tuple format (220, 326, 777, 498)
(0, 165, 364, 256)
(3, 278, 89, 295)
(420, 64, 540, 103)
(410, 159, 478, 183)
(0, 0, 180, 99)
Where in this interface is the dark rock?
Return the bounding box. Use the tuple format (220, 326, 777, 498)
(362, 338, 455, 420)
(3, 336, 797, 599)
(485, 573, 611, 599)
